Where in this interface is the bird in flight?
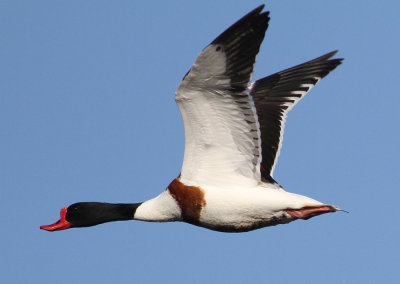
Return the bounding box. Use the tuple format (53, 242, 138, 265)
(41, 5, 343, 233)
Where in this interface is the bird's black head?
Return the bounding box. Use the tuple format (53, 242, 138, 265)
(66, 202, 113, 228)
(40, 202, 141, 231)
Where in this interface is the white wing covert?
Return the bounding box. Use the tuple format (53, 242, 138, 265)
(175, 6, 270, 187)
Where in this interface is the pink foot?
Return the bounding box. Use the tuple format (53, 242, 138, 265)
(285, 205, 338, 220)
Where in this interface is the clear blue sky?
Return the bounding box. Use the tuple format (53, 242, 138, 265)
(1, 1, 399, 283)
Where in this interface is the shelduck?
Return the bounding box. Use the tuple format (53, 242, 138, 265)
(41, 5, 343, 233)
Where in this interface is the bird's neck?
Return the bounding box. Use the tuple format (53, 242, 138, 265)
(87, 202, 142, 225)
(104, 203, 142, 221)
(84, 189, 182, 225)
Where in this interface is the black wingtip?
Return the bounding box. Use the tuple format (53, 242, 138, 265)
(211, 5, 270, 45)
(238, 4, 267, 20)
(314, 50, 344, 65)
(250, 4, 266, 15)
(322, 50, 344, 73)
(204, 5, 271, 92)
(324, 50, 339, 58)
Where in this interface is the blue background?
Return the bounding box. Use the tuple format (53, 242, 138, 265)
(2, 1, 399, 283)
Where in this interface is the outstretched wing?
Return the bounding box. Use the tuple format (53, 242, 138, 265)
(175, 6, 270, 187)
(250, 51, 343, 182)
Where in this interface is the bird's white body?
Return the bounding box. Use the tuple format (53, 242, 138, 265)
(197, 184, 325, 232)
(135, 180, 327, 232)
